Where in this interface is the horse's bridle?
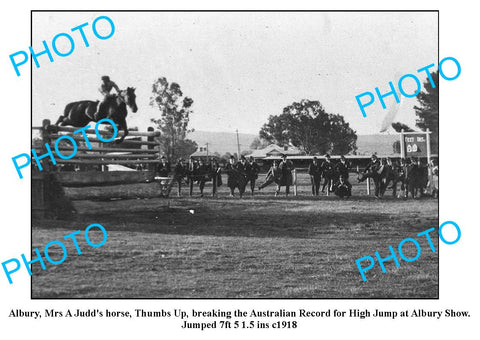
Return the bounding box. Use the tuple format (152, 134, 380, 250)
(117, 90, 127, 104)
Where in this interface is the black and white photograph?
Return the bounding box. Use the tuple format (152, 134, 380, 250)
(4, 0, 480, 338)
(29, 11, 440, 299)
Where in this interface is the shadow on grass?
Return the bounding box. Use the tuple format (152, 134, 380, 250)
(33, 197, 437, 240)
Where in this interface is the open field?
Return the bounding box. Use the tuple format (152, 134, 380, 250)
(32, 173, 438, 298)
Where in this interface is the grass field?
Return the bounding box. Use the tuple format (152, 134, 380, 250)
(31, 173, 439, 298)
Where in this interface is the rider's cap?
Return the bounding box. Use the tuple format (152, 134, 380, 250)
(101, 75, 110, 81)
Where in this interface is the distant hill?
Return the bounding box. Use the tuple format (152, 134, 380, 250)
(356, 134, 399, 156)
(187, 131, 400, 156)
(187, 130, 257, 155)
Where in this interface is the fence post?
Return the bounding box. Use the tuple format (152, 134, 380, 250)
(426, 128, 431, 164)
(147, 127, 154, 150)
(40, 119, 53, 172)
(146, 126, 157, 172)
(367, 178, 371, 195)
(400, 129, 405, 159)
(32, 173, 46, 219)
(32, 119, 53, 219)
(293, 169, 297, 196)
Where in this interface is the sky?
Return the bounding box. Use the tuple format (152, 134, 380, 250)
(32, 11, 438, 136)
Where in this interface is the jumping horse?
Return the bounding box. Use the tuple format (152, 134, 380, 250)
(55, 87, 138, 143)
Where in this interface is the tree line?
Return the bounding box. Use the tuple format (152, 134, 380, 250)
(149, 70, 438, 160)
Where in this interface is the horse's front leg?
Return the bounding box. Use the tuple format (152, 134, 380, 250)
(55, 115, 65, 126)
(115, 118, 128, 144)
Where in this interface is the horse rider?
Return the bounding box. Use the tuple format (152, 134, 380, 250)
(99, 75, 120, 97)
(153, 155, 171, 197)
(196, 158, 210, 197)
(321, 154, 335, 193)
(427, 158, 439, 198)
(245, 156, 260, 196)
(173, 158, 187, 197)
(389, 158, 406, 198)
(417, 158, 429, 196)
(258, 160, 282, 194)
(210, 158, 222, 197)
(236, 156, 249, 197)
(308, 156, 322, 196)
(278, 154, 294, 197)
(382, 157, 397, 197)
(359, 154, 382, 198)
(408, 157, 427, 198)
(155, 155, 171, 177)
(225, 156, 237, 197)
(187, 157, 198, 197)
(237, 156, 248, 176)
(378, 158, 392, 197)
(225, 156, 246, 197)
(97, 75, 121, 119)
(404, 157, 424, 198)
(335, 155, 352, 195)
(335, 174, 352, 198)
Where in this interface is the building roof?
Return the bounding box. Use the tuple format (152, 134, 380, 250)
(250, 144, 303, 158)
(190, 150, 209, 157)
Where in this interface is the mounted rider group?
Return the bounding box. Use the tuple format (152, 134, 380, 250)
(154, 153, 439, 199)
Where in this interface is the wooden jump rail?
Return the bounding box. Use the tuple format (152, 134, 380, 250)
(32, 124, 161, 137)
(33, 119, 162, 166)
(32, 119, 165, 219)
(53, 147, 160, 153)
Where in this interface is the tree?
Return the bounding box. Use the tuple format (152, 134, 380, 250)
(259, 99, 357, 155)
(175, 139, 198, 160)
(391, 122, 414, 132)
(414, 70, 439, 152)
(250, 137, 269, 150)
(221, 152, 233, 161)
(150, 77, 195, 161)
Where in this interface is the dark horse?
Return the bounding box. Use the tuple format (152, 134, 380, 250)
(55, 87, 138, 143)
